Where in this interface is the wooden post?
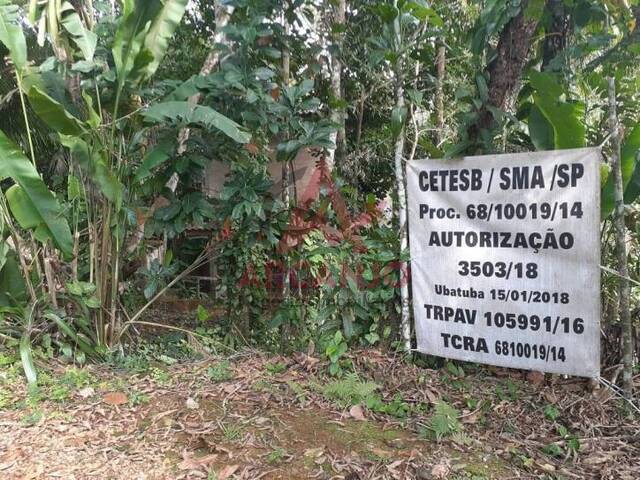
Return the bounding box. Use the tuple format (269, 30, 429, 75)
(608, 77, 633, 399)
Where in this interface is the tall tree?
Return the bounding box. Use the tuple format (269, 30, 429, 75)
(327, 0, 346, 169)
(468, 0, 541, 150)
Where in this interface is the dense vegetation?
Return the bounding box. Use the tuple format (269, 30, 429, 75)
(0, 0, 638, 403)
(1, 1, 640, 478)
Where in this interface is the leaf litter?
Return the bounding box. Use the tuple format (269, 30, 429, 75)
(0, 348, 638, 479)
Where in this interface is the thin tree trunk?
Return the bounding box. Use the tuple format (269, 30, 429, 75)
(355, 93, 365, 149)
(408, 60, 420, 162)
(608, 77, 633, 399)
(391, 0, 411, 352)
(175, 5, 234, 156)
(327, 0, 346, 169)
(435, 44, 445, 145)
(280, 5, 292, 350)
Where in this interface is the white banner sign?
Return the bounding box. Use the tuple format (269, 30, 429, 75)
(407, 148, 601, 377)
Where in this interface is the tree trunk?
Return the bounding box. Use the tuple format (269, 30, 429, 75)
(355, 93, 365, 149)
(435, 44, 445, 145)
(608, 78, 633, 399)
(470, 1, 539, 142)
(391, 0, 411, 352)
(175, 5, 234, 156)
(280, 4, 292, 350)
(327, 0, 346, 169)
(542, 0, 570, 71)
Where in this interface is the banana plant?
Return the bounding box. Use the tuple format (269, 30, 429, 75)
(1, 0, 250, 352)
(0, 2, 73, 259)
(524, 72, 640, 218)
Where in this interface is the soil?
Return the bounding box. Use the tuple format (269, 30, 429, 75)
(0, 348, 638, 479)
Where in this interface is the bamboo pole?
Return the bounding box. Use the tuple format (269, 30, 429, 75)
(607, 77, 633, 399)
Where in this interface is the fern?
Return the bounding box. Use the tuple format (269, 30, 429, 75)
(322, 373, 380, 407)
(428, 401, 462, 440)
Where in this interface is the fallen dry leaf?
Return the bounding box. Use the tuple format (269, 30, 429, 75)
(461, 408, 482, 424)
(178, 452, 218, 471)
(526, 371, 545, 386)
(218, 464, 239, 479)
(370, 447, 392, 458)
(431, 461, 450, 479)
(103, 392, 128, 405)
(77, 387, 95, 399)
(349, 404, 366, 421)
(304, 447, 324, 458)
(424, 388, 439, 404)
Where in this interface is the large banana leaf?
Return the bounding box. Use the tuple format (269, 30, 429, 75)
(142, 101, 251, 144)
(0, 0, 27, 71)
(60, 136, 123, 210)
(602, 124, 640, 217)
(0, 254, 26, 307)
(139, 0, 188, 80)
(60, 2, 97, 61)
(112, 0, 187, 87)
(27, 86, 87, 136)
(0, 130, 73, 257)
(528, 72, 586, 150)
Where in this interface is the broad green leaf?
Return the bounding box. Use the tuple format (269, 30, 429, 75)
(138, 0, 188, 80)
(372, 4, 399, 23)
(0, 131, 73, 257)
(20, 329, 37, 385)
(528, 72, 585, 150)
(537, 97, 585, 149)
(44, 312, 98, 357)
(403, 2, 443, 26)
(134, 143, 172, 181)
(0, 241, 8, 272)
(113, 0, 187, 87)
(60, 2, 97, 61)
(60, 136, 123, 210)
(528, 105, 554, 150)
(391, 105, 407, 138)
(0, 1, 27, 71)
(81, 91, 102, 127)
(67, 174, 82, 201)
(6, 185, 41, 229)
(602, 124, 640, 216)
(28, 86, 87, 136)
(0, 254, 26, 306)
(5, 185, 57, 245)
(142, 101, 251, 143)
(95, 159, 123, 210)
(113, 0, 161, 86)
(621, 125, 640, 204)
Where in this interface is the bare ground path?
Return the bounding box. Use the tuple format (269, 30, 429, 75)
(0, 349, 638, 479)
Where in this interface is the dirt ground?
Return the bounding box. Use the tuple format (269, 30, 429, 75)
(0, 348, 638, 480)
